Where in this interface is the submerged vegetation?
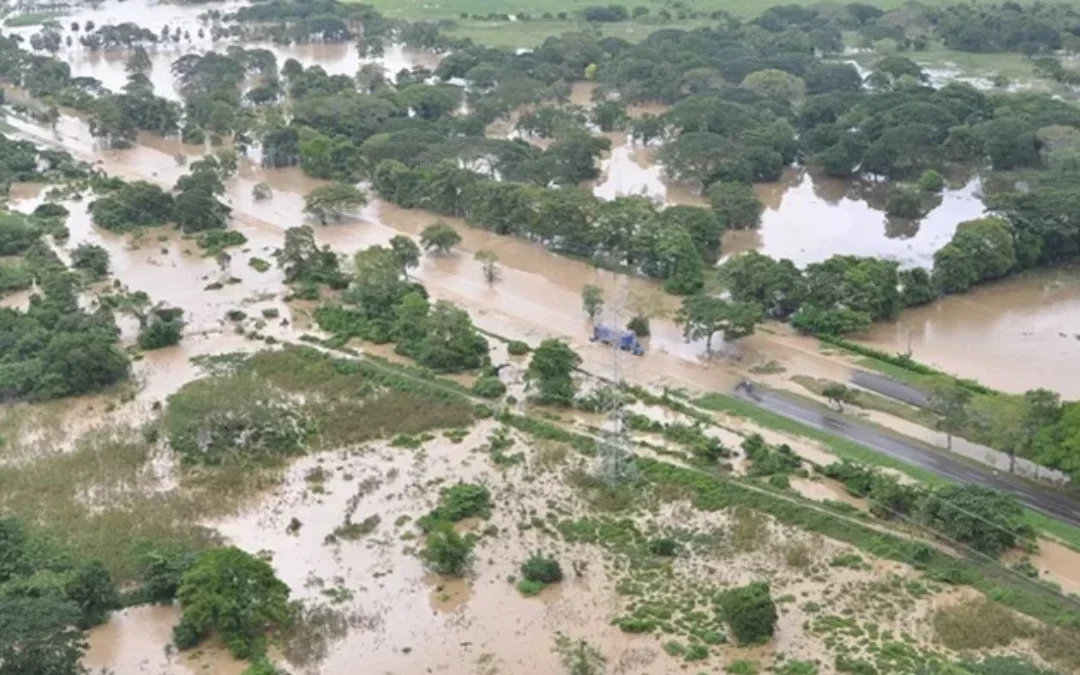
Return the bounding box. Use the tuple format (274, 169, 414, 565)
(7, 0, 1080, 673)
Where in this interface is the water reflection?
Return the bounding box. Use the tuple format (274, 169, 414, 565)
(749, 169, 983, 268)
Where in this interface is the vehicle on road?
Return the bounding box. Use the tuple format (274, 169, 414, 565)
(591, 325, 644, 355)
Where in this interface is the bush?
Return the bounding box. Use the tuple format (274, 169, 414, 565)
(197, 229, 247, 255)
(517, 579, 546, 596)
(626, 315, 650, 337)
(138, 307, 185, 350)
(420, 525, 473, 576)
(718, 582, 777, 645)
(471, 374, 506, 399)
(791, 305, 872, 336)
(417, 482, 492, 531)
(521, 554, 563, 584)
(885, 186, 923, 218)
(917, 169, 945, 192)
(647, 538, 677, 556)
(507, 340, 530, 355)
(71, 243, 110, 278)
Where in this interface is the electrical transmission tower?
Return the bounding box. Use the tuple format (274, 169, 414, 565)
(596, 278, 635, 486)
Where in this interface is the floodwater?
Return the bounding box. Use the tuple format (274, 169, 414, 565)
(207, 428, 683, 674)
(6, 0, 439, 102)
(859, 268, 1080, 398)
(739, 169, 985, 269)
(84, 605, 248, 675)
(790, 476, 869, 510)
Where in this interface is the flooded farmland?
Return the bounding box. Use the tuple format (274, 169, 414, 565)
(5, 2, 1080, 674)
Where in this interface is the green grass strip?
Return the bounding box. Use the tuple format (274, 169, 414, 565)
(693, 392, 946, 485)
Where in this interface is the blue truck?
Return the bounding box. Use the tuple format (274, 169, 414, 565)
(591, 325, 645, 355)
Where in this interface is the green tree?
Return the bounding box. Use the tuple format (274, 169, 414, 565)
(885, 187, 923, 219)
(420, 221, 462, 254)
(707, 181, 763, 230)
(719, 251, 803, 318)
(917, 169, 945, 193)
(303, 183, 368, 225)
(276, 226, 345, 288)
(920, 485, 1032, 557)
(675, 294, 764, 354)
(351, 246, 410, 318)
(389, 234, 420, 276)
(475, 249, 500, 286)
(418, 301, 489, 373)
(741, 69, 806, 101)
(581, 284, 604, 321)
(932, 217, 1016, 294)
(173, 547, 292, 659)
(70, 243, 109, 278)
(718, 582, 778, 645)
(927, 378, 972, 450)
(526, 339, 581, 406)
(420, 524, 473, 577)
(0, 596, 87, 675)
(823, 383, 851, 412)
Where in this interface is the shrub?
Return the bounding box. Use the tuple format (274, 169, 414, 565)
(626, 315, 650, 337)
(726, 660, 759, 675)
(507, 340, 530, 355)
(647, 538, 677, 556)
(472, 375, 506, 399)
(71, 243, 110, 278)
(417, 482, 492, 531)
(521, 554, 563, 584)
(420, 525, 473, 576)
(517, 579, 546, 596)
(717, 582, 777, 645)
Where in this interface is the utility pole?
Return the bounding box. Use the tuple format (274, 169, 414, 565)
(596, 276, 634, 485)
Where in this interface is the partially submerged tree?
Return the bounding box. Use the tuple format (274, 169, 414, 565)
(389, 234, 420, 277)
(420, 220, 462, 254)
(581, 284, 604, 321)
(526, 339, 581, 407)
(675, 294, 764, 354)
(475, 249, 500, 286)
(303, 182, 368, 225)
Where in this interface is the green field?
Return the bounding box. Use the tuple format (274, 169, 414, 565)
(442, 17, 712, 47)
(361, 0, 1073, 20)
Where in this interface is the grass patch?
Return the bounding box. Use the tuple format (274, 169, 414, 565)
(791, 375, 936, 427)
(4, 12, 64, 26)
(442, 17, 711, 47)
(637, 456, 1080, 631)
(932, 598, 1033, 650)
(693, 392, 945, 485)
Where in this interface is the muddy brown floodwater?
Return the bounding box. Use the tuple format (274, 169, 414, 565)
(6, 0, 439, 101)
(858, 268, 1080, 398)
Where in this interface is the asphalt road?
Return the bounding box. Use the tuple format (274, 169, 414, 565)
(733, 382, 1080, 530)
(851, 370, 930, 408)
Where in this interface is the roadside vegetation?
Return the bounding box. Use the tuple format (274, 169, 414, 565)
(7, 1, 1080, 673)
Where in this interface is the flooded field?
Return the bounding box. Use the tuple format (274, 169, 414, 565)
(6, 5, 1080, 673)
